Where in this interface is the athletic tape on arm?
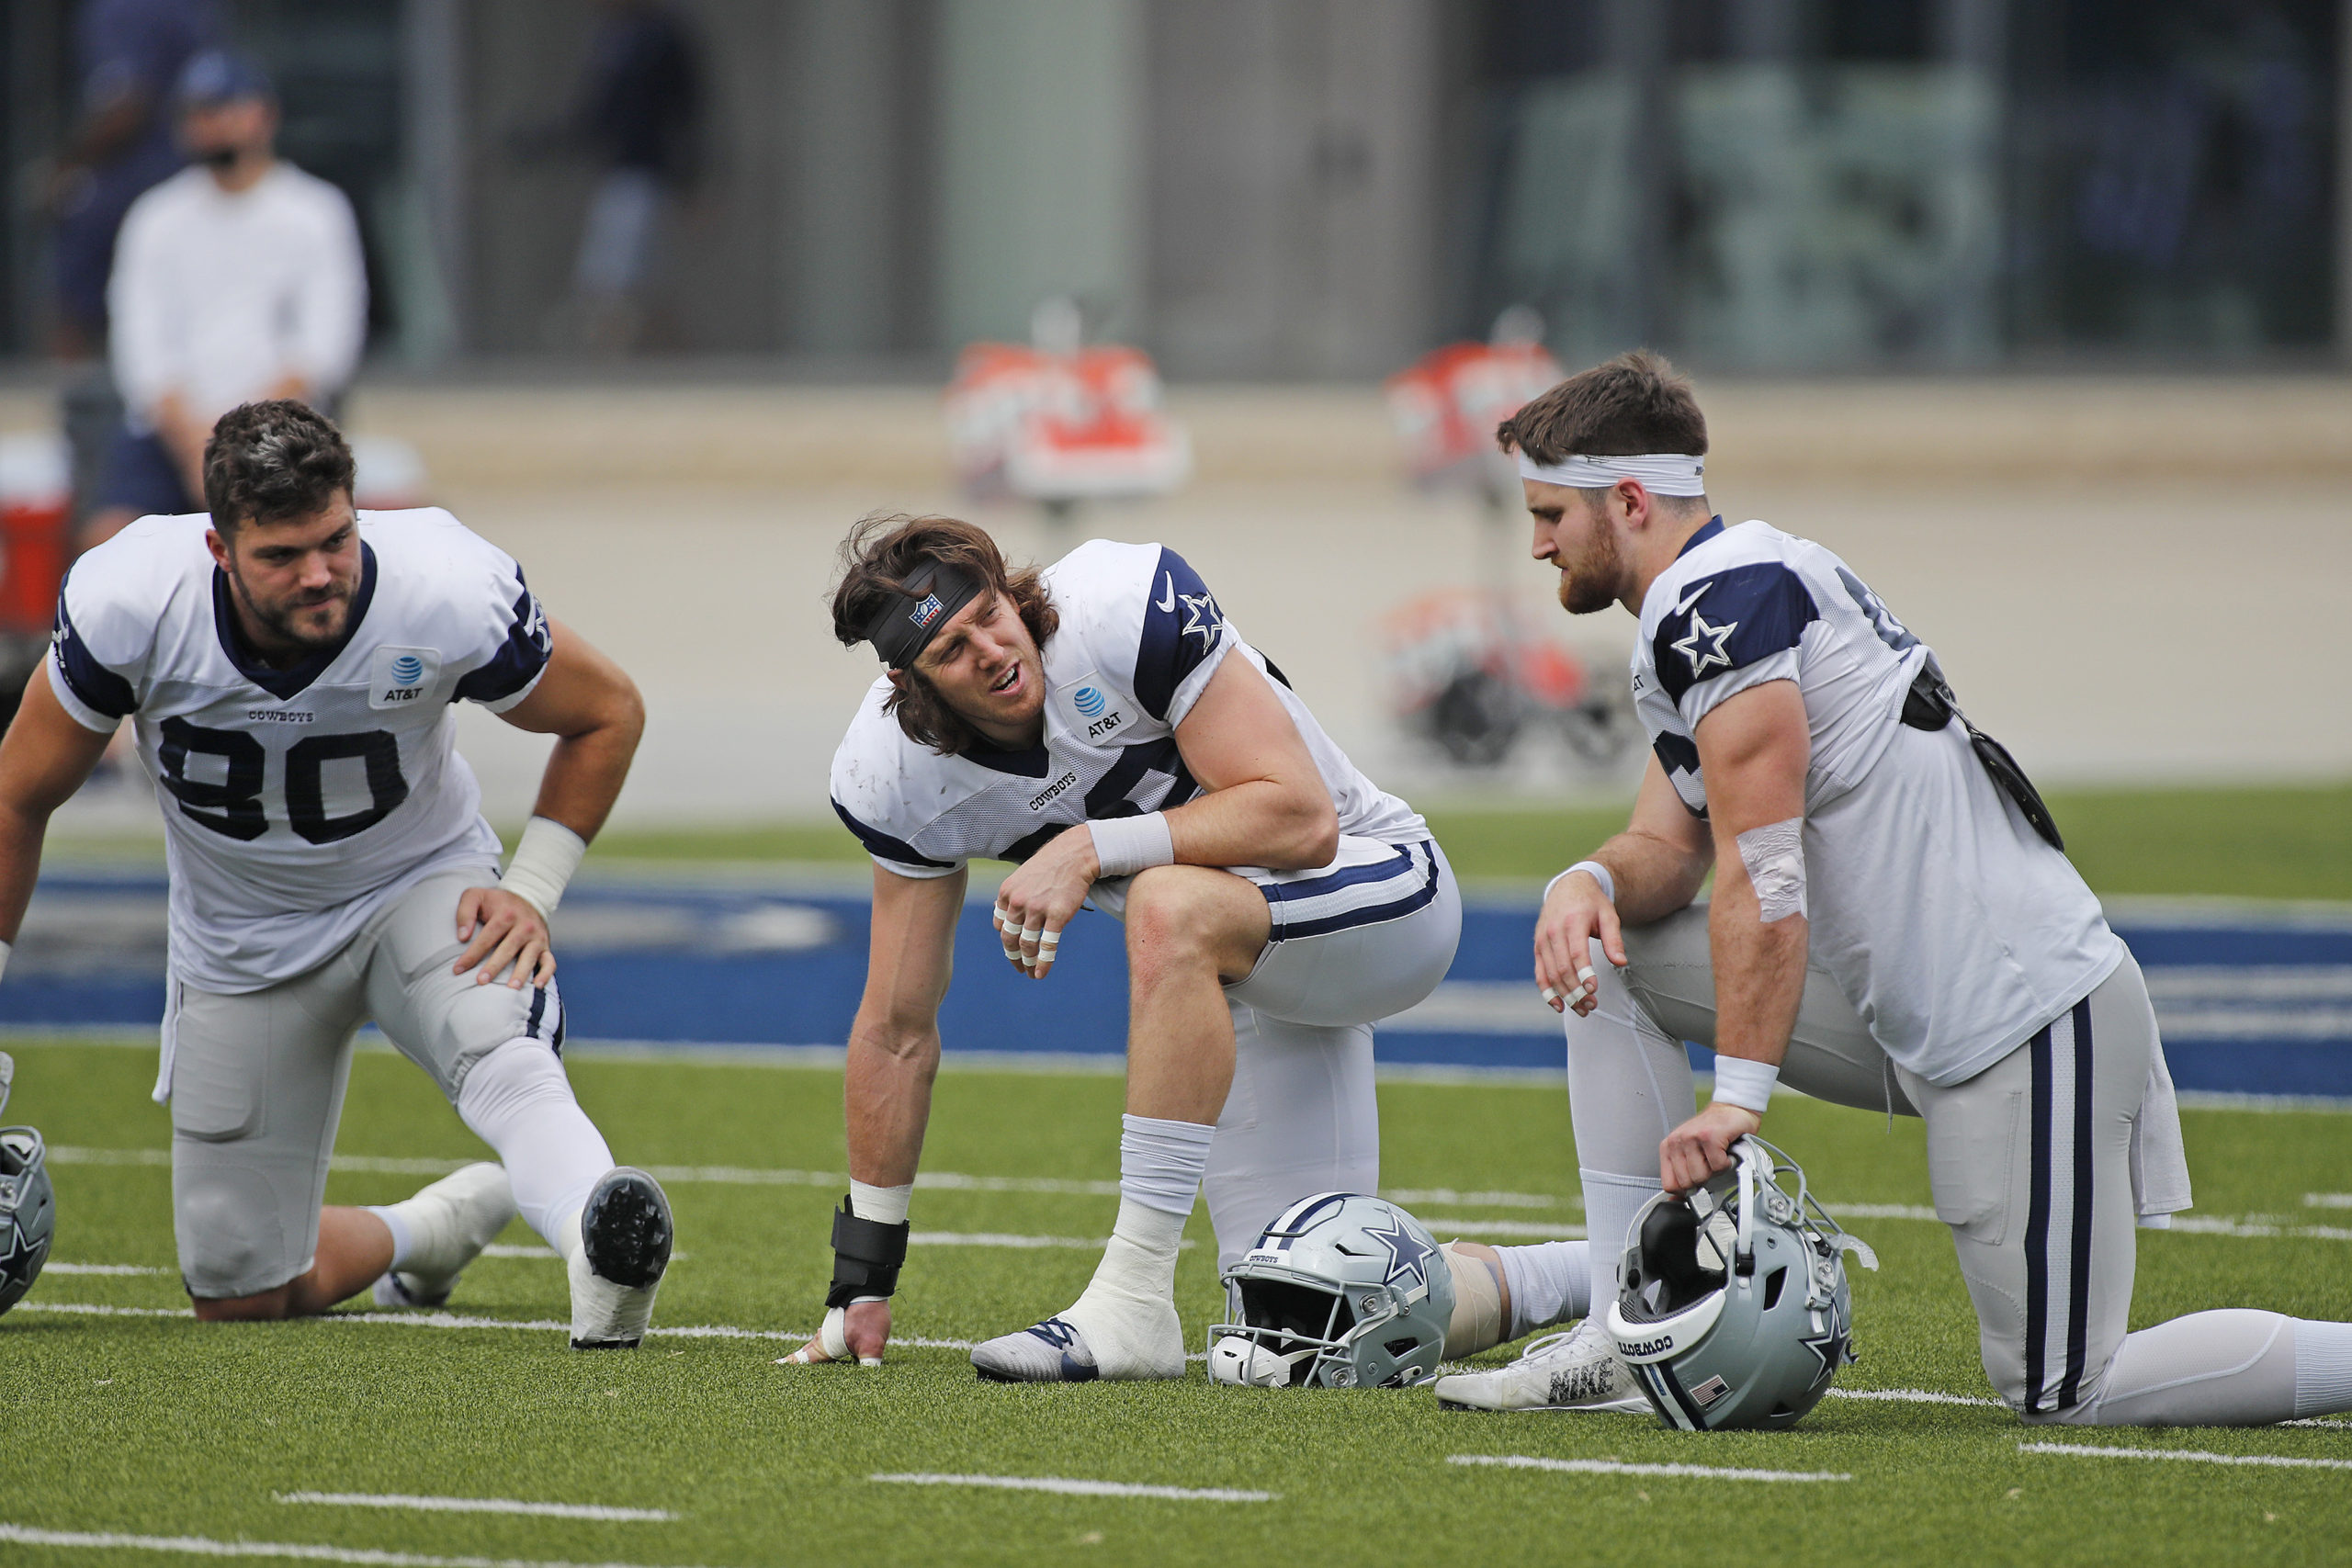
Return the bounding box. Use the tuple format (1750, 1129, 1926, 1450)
(1734, 818, 1806, 923)
(1089, 812, 1174, 879)
(498, 816, 588, 920)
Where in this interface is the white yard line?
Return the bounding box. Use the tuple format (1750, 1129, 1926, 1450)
(1418, 1220, 1587, 1238)
(44, 1262, 166, 1276)
(2305, 1193, 2352, 1209)
(1448, 1454, 1850, 1483)
(1823, 1387, 2001, 1407)
(9, 1300, 1217, 1362)
(0, 1525, 711, 1568)
(2020, 1442, 2352, 1472)
(275, 1494, 673, 1523)
(43, 1145, 1566, 1210)
(868, 1473, 1272, 1503)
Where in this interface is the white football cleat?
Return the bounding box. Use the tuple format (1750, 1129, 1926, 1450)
(1432, 1315, 1653, 1413)
(567, 1168, 673, 1349)
(369, 1161, 516, 1309)
(971, 1288, 1184, 1383)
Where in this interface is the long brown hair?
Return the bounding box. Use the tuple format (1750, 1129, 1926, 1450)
(829, 513, 1060, 754)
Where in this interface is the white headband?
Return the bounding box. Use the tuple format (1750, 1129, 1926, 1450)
(1516, 450, 1707, 496)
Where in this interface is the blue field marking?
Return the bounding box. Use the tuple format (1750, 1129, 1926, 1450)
(3, 874, 2348, 1097)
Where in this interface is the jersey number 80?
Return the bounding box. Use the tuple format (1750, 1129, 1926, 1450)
(158, 717, 410, 844)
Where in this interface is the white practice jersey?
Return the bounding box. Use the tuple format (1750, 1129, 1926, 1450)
(51, 510, 550, 993)
(831, 539, 1426, 879)
(1633, 517, 2122, 1086)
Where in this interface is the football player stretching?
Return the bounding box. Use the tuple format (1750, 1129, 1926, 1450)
(0, 400, 673, 1347)
(790, 515, 1606, 1382)
(1435, 352, 2352, 1426)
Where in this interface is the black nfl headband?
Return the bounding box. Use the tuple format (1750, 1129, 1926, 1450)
(863, 559, 984, 670)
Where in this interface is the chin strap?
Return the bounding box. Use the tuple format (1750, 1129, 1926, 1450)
(824, 1196, 911, 1309)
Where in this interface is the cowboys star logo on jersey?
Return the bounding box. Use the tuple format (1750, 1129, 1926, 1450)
(1671, 610, 1737, 678)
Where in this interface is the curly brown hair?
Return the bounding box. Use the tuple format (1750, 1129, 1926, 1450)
(202, 400, 356, 534)
(829, 513, 1060, 754)
(1494, 348, 1708, 468)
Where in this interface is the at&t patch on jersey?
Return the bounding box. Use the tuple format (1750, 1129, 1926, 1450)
(1059, 671, 1127, 740)
(368, 647, 443, 709)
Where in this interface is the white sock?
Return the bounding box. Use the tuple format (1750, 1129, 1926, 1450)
(1495, 1240, 1591, 1339)
(1580, 1169, 1662, 1308)
(1117, 1113, 1216, 1217)
(367, 1205, 415, 1270)
(456, 1039, 614, 1247)
(2295, 1317, 2352, 1417)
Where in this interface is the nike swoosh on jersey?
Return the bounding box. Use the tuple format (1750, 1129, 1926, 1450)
(1157, 572, 1176, 614)
(1670, 581, 1713, 618)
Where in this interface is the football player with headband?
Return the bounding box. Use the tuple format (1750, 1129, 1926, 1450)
(1434, 350, 2352, 1427)
(790, 513, 1591, 1382)
(0, 400, 673, 1348)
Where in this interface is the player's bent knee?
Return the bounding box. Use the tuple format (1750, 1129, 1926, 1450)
(455, 1036, 575, 1125)
(1125, 867, 1259, 964)
(175, 1165, 293, 1303)
(190, 1285, 298, 1322)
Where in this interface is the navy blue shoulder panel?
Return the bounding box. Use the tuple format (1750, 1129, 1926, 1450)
(831, 798, 956, 870)
(455, 568, 554, 705)
(51, 573, 137, 718)
(1652, 561, 1818, 705)
(1134, 547, 1226, 722)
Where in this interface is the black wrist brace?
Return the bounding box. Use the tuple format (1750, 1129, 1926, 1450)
(824, 1195, 911, 1308)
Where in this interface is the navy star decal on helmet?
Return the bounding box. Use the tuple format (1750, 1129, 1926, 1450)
(1208, 1192, 1453, 1390)
(0, 1053, 55, 1316)
(1605, 1136, 1876, 1430)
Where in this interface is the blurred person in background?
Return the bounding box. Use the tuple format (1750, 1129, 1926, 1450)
(39, 0, 223, 361)
(556, 0, 704, 352)
(87, 50, 366, 547)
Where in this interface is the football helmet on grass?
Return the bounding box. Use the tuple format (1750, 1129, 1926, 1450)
(1209, 1192, 1453, 1389)
(0, 1054, 55, 1316)
(1606, 1135, 1876, 1430)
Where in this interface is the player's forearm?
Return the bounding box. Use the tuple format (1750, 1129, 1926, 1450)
(1705, 874, 1806, 1066)
(0, 800, 50, 946)
(1589, 828, 1711, 926)
(526, 695, 642, 841)
(842, 1020, 940, 1187)
(1166, 777, 1339, 872)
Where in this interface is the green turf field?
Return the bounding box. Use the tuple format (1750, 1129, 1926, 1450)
(4, 1040, 2349, 1567)
(583, 782, 2352, 902)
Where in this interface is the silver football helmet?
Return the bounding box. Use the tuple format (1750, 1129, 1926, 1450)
(1605, 1135, 1876, 1430)
(0, 1054, 54, 1316)
(1209, 1191, 1454, 1389)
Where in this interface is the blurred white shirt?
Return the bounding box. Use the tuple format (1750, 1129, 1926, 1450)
(108, 162, 368, 432)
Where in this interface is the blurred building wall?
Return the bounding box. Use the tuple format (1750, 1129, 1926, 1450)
(1, 0, 2346, 372)
(1145, 0, 1444, 378)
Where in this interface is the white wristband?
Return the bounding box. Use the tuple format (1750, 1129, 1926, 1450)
(1711, 1055, 1780, 1114)
(1088, 812, 1175, 879)
(498, 816, 589, 920)
(849, 1179, 912, 1228)
(1544, 859, 1615, 906)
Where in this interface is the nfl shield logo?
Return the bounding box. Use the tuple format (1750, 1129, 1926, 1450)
(909, 592, 945, 628)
